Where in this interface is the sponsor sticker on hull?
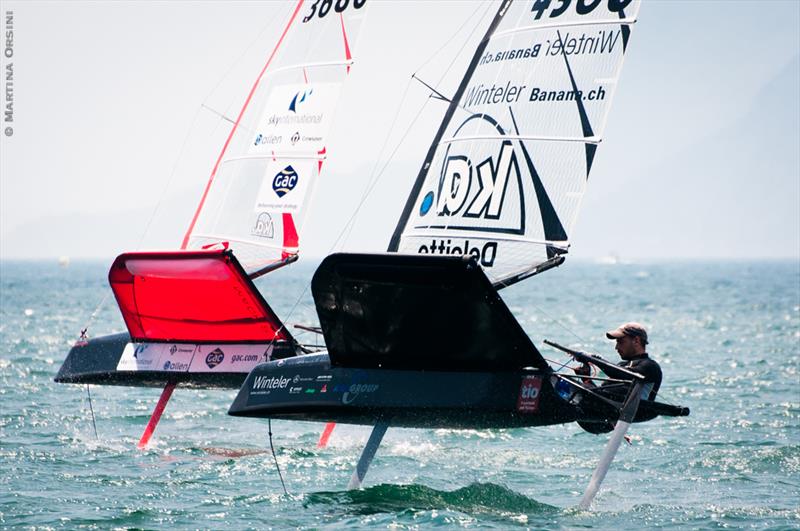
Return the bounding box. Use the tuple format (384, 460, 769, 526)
(118, 343, 271, 373)
(342, 383, 380, 405)
(158, 344, 196, 372)
(117, 343, 162, 371)
(250, 374, 291, 396)
(188, 344, 272, 373)
(517, 375, 542, 413)
(117, 343, 196, 372)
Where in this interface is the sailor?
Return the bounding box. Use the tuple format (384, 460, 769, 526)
(575, 322, 663, 400)
(572, 322, 663, 434)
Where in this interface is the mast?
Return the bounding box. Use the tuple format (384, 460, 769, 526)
(388, 0, 514, 253)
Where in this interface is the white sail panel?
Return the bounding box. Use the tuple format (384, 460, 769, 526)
(189, 156, 321, 271)
(392, 0, 640, 285)
(185, 1, 368, 275)
(248, 82, 343, 156)
(471, 0, 640, 141)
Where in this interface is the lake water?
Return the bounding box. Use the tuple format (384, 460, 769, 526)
(1, 259, 798, 529)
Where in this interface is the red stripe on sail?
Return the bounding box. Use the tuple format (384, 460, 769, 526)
(340, 13, 352, 74)
(281, 213, 299, 260)
(181, 0, 306, 249)
(317, 146, 326, 173)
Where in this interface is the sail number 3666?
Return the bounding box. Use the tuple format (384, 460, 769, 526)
(303, 0, 366, 23)
(531, 0, 633, 20)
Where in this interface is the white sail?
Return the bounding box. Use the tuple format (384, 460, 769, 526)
(389, 0, 640, 285)
(184, 0, 368, 275)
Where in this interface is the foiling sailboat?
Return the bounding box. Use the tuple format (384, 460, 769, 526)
(54, 0, 689, 508)
(226, 0, 689, 508)
(55, 0, 369, 447)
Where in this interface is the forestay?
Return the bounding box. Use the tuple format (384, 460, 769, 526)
(183, 0, 368, 276)
(389, 0, 640, 285)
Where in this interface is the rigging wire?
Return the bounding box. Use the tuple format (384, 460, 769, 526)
(262, 1, 496, 329)
(77, 291, 111, 344)
(73, 10, 287, 339)
(299, 344, 326, 350)
(417, 0, 493, 85)
(336, 83, 429, 250)
(544, 356, 579, 373)
(199, 11, 286, 106)
(411, 75, 451, 102)
(200, 104, 236, 125)
(268, 419, 289, 496)
(528, 299, 588, 344)
(85, 384, 98, 440)
(336, 0, 491, 250)
(139, 5, 290, 254)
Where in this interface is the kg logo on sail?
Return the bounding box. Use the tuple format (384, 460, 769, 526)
(413, 114, 528, 267)
(418, 114, 524, 233)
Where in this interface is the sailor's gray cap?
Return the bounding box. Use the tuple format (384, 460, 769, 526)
(606, 322, 648, 345)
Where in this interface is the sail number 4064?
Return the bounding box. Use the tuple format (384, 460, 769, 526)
(303, 0, 366, 23)
(531, 0, 633, 20)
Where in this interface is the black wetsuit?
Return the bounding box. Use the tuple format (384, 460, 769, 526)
(576, 354, 663, 434)
(600, 354, 662, 400)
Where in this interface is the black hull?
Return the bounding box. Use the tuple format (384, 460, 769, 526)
(229, 354, 579, 429)
(229, 255, 689, 431)
(229, 354, 689, 429)
(55, 333, 296, 390)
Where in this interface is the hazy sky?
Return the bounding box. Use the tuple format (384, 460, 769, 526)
(1, 0, 798, 261)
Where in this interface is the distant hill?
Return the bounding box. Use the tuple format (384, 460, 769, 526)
(4, 56, 798, 262)
(0, 200, 191, 261)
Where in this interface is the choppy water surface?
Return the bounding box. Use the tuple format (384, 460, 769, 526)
(1, 260, 798, 529)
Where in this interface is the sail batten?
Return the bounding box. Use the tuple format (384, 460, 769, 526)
(406, 231, 567, 247)
(267, 59, 355, 76)
(492, 16, 638, 38)
(190, 233, 292, 251)
(222, 153, 327, 163)
(441, 134, 601, 144)
(391, 0, 640, 285)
